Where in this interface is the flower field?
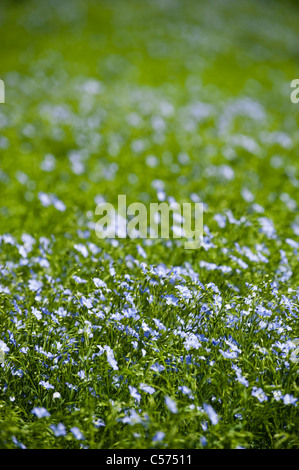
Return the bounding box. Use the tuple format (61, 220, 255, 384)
(0, 0, 298, 449)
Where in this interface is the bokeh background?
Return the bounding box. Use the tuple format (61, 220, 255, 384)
(0, 0, 299, 245)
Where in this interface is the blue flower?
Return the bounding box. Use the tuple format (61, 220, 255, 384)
(97, 345, 119, 371)
(65, 382, 78, 391)
(119, 409, 144, 425)
(50, 423, 67, 437)
(219, 349, 238, 359)
(77, 370, 86, 380)
(137, 245, 147, 258)
(283, 394, 297, 405)
(140, 383, 156, 394)
(52, 197, 66, 212)
(165, 396, 178, 413)
(38, 192, 52, 207)
(183, 334, 200, 351)
(32, 307, 42, 320)
(20, 347, 28, 354)
(73, 275, 87, 284)
(11, 436, 26, 449)
(0, 340, 9, 353)
(235, 371, 249, 387)
(93, 277, 107, 289)
(129, 385, 141, 404)
(39, 380, 54, 390)
(214, 213, 227, 228)
(80, 296, 93, 309)
(203, 403, 219, 425)
(93, 418, 105, 428)
(175, 285, 192, 301)
(258, 217, 276, 239)
(272, 390, 282, 401)
(178, 385, 194, 399)
(150, 363, 165, 373)
(28, 279, 43, 292)
(201, 420, 208, 431)
(164, 294, 179, 306)
(251, 387, 268, 403)
(70, 427, 85, 440)
(11, 368, 24, 378)
(152, 431, 165, 442)
(74, 243, 89, 258)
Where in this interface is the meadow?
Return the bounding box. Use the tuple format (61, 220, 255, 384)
(0, 0, 298, 449)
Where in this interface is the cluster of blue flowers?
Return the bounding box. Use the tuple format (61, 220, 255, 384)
(0, 0, 299, 449)
(0, 218, 298, 448)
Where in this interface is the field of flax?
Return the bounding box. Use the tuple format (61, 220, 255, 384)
(0, 0, 298, 449)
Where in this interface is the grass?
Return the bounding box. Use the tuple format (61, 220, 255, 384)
(0, 0, 298, 449)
